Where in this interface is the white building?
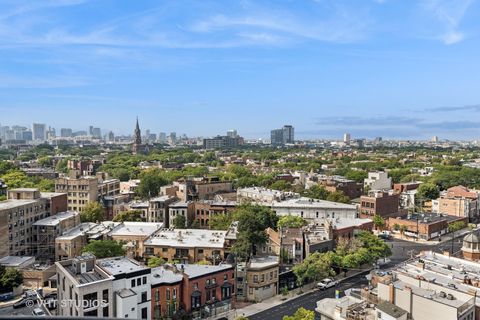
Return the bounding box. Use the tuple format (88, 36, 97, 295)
(364, 171, 392, 190)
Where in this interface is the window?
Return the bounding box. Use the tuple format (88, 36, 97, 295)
(141, 291, 147, 303)
(173, 288, 177, 299)
(142, 276, 147, 285)
(194, 283, 198, 290)
(131, 279, 136, 288)
(166, 288, 171, 300)
(224, 274, 228, 281)
(141, 307, 148, 320)
(155, 290, 159, 302)
(212, 278, 216, 284)
(103, 289, 109, 303)
(253, 275, 258, 283)
(261, 274, 265, 282)
(206, 279, 210, 286)
(137, 278, 141, 286)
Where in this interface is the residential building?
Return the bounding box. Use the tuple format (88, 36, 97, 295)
(151, 266, 183, 319)
(272, 197, 358, 224)
(169, 200, 194, 228)
(0, 188, 67, 258)
(245, 256, 279, 302)
(387, 213, 468, 240)
(432, 185, 480, 221)
(107, 222, 163, 258)
(56, 253, 115, 318)
(271, 125, 294, 146)
(343, 132, 351, 144)
(55, 222, 98, 261)
(364, 171, 392, 191)
(32, 211, 80, 262)
(32, 123, 46, 141)
(317, 175, 363, 199)
(144, 229, 226, 264)
(98, 256, 152, 320)
(237, 187, 297, 203)
(128, 195, 177, 225)
(393, 181, 422, 194)
(60, 128, 73, 137)
(203, 135, 244, 149)
(360, 190, 400, 219)
(193, 200, 236, 229)
(315, 295, 378, 320)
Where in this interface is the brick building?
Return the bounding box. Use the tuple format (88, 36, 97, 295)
(317, 175, 363, 199)
(360, 190, 400, 219)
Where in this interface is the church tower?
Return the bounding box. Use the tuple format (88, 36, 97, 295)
(132, 117, 142, 154)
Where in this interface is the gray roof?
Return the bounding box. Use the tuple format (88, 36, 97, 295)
(376, 301, 408, 318)
(464, 233, 480, 243)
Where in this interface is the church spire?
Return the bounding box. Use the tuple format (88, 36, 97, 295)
(132, 116, 142, 154)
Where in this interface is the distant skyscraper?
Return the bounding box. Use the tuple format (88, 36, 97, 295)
(60, 128, 73, 137)
(88, 125, 94, 136)
(32, 123, 46, 141)
(169, 132, 177, 145)
(227, 129, 238, 138)
(271, 125, 294, 146)
(343, 133, 351, 144)
(159, 132, 167, 143)
(432, 135, 439, 143)
(91, 127, 101, 138)
(46, 127, 56, 140)
(22, 130, 32, 141)
(108, 131, 115, 142)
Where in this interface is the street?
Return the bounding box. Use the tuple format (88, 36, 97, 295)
(248, 237, 465, 320)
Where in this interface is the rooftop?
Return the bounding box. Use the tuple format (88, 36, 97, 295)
(0, 199, 38, 210)
(56, 222, 97, 240)
(98, 256, 150, 276)
(151, 266, 183, 285)
(108, 222, 163, 237)
(249, 256, 279, 270)
(0, 256, 35, 268)
(181, 263, 234, 279)
(330, 217, 372, 230)
(394, 212, 463, 224)
(33, 211, 78, 226)
(376, 301, 407, 318)
(144, 228, 226, 249)
(272, 197, 357, 210)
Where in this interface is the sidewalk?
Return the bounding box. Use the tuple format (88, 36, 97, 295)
(233, 267, 372, 319)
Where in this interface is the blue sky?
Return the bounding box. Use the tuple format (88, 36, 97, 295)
(1, 0, 480, 140)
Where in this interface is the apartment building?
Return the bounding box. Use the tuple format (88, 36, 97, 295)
(55, 254, 115, 318)
(360, 190, 400, 219)
(432, 186, 480, 221)
(55, 171, 120, 212)
(0, 188, 67, 258)
(107, 222, 163, 258)
(193, 200, 236, 229)
(364, 171, 392, 190)
(98, 257, 152, 320)
(237, 187, 296, 203)
(151, 266, 183, 319)
(317, 175, 363, 199)
(55, 222, 98, 261)
(128, 195, 177, 225)
(169, 200, 194, 228)
(144, 229, 226, 264)
(244, 256, 279, 302)
(32, 211, 80, 262)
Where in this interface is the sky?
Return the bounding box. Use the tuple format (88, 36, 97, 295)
(1, 0, 480, 140)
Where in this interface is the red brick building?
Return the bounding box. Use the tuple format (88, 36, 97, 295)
(150, 264, 235, 319)
(393, 182, 421, 194)
(193, 200, 237, 228)
(360, 190, 400, 219)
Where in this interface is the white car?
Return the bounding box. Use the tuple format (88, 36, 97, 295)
(317, 278, 338, 290)
(32, 307, 46, 316)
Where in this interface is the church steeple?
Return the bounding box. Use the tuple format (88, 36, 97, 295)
(132, 116, 142, 154)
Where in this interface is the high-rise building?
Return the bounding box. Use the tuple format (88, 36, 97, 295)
(22, 130, 33, 141)
(271, 125, 294, 146)
(227, 129, 238, 138)
(32, 123, 46, 141)
(88, 125, 94, 136)
(107, 131, 114, 142)
(91, 127, 101, 138)
(343, 132, 351, 144)
(432, 135, 439, 143)
(158, 132, 167, 143)
(169, 132, 177, 145)
(60, 128, 73, 137)
(46, 127, 56, 140)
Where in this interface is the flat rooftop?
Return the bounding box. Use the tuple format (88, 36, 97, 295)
(0, 199, 38, 210)
(394, 213, 464, 224)
(181, 263, 233, 279)
(98, 256, 149, 276)
(331, 217, 372, 230)
(0, 256, 35, 267)
(56, 222, 97, 240)
(33, 211, 78, 226)
(145, 229, 226, 249)
(108, 222, 163, 237)
(272, 197, 357, 210)
(249, 256, 279, 270)
(151, 266, 183, 285)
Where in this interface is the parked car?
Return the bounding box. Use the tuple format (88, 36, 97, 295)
(376, 258, 391, 267)
(23, 290, 37, 299)
(317, 278, 338, 290)
(32, 307, 46, 316)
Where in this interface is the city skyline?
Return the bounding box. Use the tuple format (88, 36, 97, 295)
(1, 0, 480, 139)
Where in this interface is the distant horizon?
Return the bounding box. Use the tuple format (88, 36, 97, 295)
(1, 1, 480, 140)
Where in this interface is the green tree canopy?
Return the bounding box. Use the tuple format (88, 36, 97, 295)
(0, 268, 23, 291)
(416, 183, 440, 200)
(210, 213, 234, 230)
(277, 215, 308, 228)
(113, 210, 144, 222)
(136, 169, 170, 199)
(80, 202, 104, 222)
(147, 257, 166, 268)
(283, 308, 315, 320)
(172, 214, 186, 229)
(82, 240, 125, 258)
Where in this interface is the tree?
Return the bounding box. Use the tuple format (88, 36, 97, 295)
(113, 210, 144, 222)
(417, 183, 440, 200)
(147, 257, 166, 267)
(277, 215, 307, 229)
(293, 252, 335, 287)
(302, 185, 329, 200)
(356, 231, 392, 260)
(232, 204, 278, 259)
(270, 180, 292, 191)
(80, 202, 104, 222)
(283, 308, 315, 320)
(373, 215, 385, 230)
(0, 268, 23, 290)
(82, 240, 125, 258)
(393, 223, 400, 232)
(196, 260, 212, 265)
(173, 214, 186, 229)
(210, 213, 233, 230)
(136, 169, 170, 199)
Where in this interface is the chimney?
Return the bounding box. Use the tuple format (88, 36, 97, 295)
(389, 284, 395, 304)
